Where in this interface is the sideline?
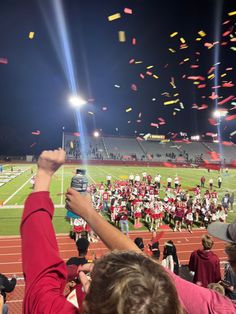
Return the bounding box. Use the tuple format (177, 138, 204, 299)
(3, 176, 33, 205)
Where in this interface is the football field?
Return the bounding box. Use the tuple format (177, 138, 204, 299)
(0, 163, 235, 235)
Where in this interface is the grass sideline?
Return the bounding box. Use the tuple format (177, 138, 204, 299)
(0, 164, 235, 236)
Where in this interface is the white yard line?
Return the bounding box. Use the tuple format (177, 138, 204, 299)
(3, 176, 33, 205)
(86, 173, 96, 184)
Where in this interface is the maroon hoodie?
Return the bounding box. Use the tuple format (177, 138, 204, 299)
(189, 249, 221, 288)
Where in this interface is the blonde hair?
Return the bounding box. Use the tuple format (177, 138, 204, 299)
(83, 251, 183, 314)
(202, 234, 214, 250)
(207, 283, 225, 296)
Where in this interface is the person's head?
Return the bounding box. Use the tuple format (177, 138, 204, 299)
(207, 283, 225, 296)
(134, 237, 144, 251)
(76, 238, 90, 256)
(225, 244, 236, 274)
(201, 234, 214, 250)
(83, 251, 183, 314)
(150, 242, 160, 260)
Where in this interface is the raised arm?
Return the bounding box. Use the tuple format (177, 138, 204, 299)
(21, 149, 77, 313)
(66, 188, 141, 253)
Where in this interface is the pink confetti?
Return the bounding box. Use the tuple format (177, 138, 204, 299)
(222, 82, 234, 87)
(102, 107, 107, 111)
(140, 73, 145, 79)
(132, 38, 136, 45)
(190, 65, 199, 68)
(146, 71, 152, 76)
(225, 114, 236, 121)
(131, 84, 137, 91)
(197, 84, 206, 89)
(31, 130, 40, 135)
(150, 123, 158, 127)
(129, 59, 135, 64)
(124, 8, 133, 14)
(0, 58, 8, 64)
(187, 76, 205, 81)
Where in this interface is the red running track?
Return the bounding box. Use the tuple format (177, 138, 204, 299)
(0, 228, 228, 314)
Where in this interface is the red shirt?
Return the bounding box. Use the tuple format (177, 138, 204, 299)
(21, 192, 82, 313)
(188, 249, 221, 288)
(103, 192, 109, 201)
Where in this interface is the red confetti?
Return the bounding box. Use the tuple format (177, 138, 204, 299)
(197, 84, 206, 89)
(218, 95, 235, 105)
(222, 141, 233, 146)
(187, 76, 205, 81)
(209, 92, 218, 100)
(190, 65, 199, 68)
(222, 82, 234, 87)
(222, 30, 231, 37)
(197, 104, 208, 110)
(73, 132, 80, 137)
(208, 118, 217, 126)
(146, 71, 152, 76)
(225, 114, 236, 121)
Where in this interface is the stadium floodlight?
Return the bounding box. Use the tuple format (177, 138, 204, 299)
(69, 95, 87, 108)
(213, 109, 227, 118)
(93, 131, 100, 138)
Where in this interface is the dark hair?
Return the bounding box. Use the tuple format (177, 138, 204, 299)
(83, 251, 183, 314)
(76, 238, 90, 255)
(134, 237, 144, 251)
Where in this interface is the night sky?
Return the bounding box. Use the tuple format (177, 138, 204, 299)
(0, 0, 236, 155)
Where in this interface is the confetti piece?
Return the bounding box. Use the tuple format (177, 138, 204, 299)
(128, 120, 131, 123)
(190, 65, 199, 68)
(114, 84, 120, 88)
(208, 66, 215, 74)
(152, 74, 159, 79)
(223, 20, 230, 24)
(115, 128, 118, 131)
(187, 76, 205, 81)
(29, 32, 34, 39)
(102, 107, 107, 111)
(170, 32, 178, 37)
(159, 121, 166, 125)
(158, 117, 165, 122)
(208, 74, 215, 80)
(73, 132, 80, 136)
(174, 108, 181, 111)
(131, 84, 137, 91)
(136, 119, 141, 123)
(146, 71, 153, 76)
(222, 141, 233, 146)
(164, 99, 179, 105)
(138, 112, 142, 118)
(197, 104, 208, 110)
(222, 82, 234, 87)
(173, 112, 177, 116)
(180, 37, 186, 43)
(196, 37, 202, 41)
(146, 65, 154, 69)
(228, 11, 236, 16)
(126, 107, 132, 112)
(218, 95, 235, 105)
(0, 58, 8, 64)
(108, 13, 121, 21)
(135, 60, 143, 64)
(132, 38, 136, 45)
(140, 73, 145, 79)
(204, 42, 214, 49)
(118, 31, 126, 42)
(152, 98, 156, 101)
(180, 102, 184, 109)
(197, 84, 206, 88)
(198, 30, 206, 37)
(221, 73, 227, 78)
(209, 92, 218, 100)
(150, 123, 158, 127)
(222, 30, 231, 37)
(129, 59, 135, 64)
(208, 118, 218, 126)
(88, 111, 94, 115)
(70, 141, 74, 149)
(136, 137, 143, 141)
(230, 47, 236, 51)
(168, 48, 176, 53)
(230, 130, 236, 136)
(225, 114, 236, 121)
(124, 8, 133, 14)
(230, 38, 236, 42)
(31, 130, 40, 135)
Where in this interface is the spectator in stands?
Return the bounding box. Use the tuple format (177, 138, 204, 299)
(162, 240, 179, 275)
(21, 148, 236, 314)
(223, 259, 236, 301)
(0, 273, 17, 314)
(67, 238, 90, 267)
(188, 235, 221, 287)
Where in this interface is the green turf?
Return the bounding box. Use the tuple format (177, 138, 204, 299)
(0, 164, 235, 235)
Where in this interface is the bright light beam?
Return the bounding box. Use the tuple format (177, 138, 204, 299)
(51, 0, 87, 165)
